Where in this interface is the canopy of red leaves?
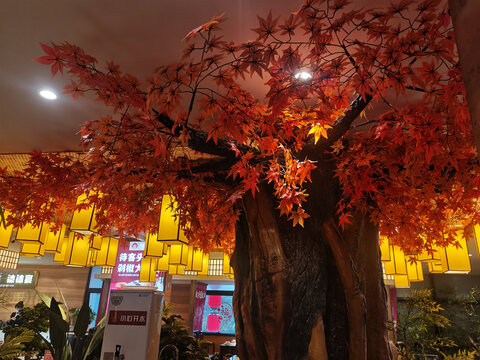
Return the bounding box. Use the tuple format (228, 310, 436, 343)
(1, 0, 478, 255)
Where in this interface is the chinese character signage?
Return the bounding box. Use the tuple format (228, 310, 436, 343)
(192, 282, 207, 331)
(110, 241, 164, 292)
(0, 271, 38, 289)
(108, 310, 148, 326)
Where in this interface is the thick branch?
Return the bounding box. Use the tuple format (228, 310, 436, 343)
(154, 111, 243, 159)
(301, 94, 373, 160)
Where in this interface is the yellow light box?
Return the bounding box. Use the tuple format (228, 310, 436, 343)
(186, 248, 204, 272)
(157, 195, 189, 245)
(169, 244, 189, 266)
(95, 237, 119, 267)
(140, 258, 157, 282)
(380, 237, 391, 262)
(45, 225, 66, 253)
(70, 194, 99, 235)
(64, 233, 91, 266)
(16, 223, 50, 244)
(383, 246, 407, 275)
(156, 248, 170, 272)
(20, 241, 46, 257)
(0, 211, 13, 248)
(144, 232, 165, 258)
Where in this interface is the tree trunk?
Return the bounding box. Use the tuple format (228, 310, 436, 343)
(231, 158, 392, 360)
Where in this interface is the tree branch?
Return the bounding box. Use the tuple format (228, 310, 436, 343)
(301, 93, 372, 159)
(154, 111, 244, 159)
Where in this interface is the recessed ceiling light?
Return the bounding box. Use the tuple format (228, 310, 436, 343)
(294, 71, 313, 81)
(39, 89, 57, 100)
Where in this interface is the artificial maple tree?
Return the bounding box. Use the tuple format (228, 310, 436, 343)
(0, 0, 477, 359)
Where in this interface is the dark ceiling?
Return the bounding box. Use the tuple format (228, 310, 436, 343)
(0, 0, 388, 154)
(1, 0, 308, 153)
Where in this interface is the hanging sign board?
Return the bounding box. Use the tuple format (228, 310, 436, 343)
(110, 241, 164, 291)
(193, 282, 207, 331)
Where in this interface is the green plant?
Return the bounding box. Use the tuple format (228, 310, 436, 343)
(2, 302, 50, 355)
(34, 292, 105, 360)
(397, 289, 455, 359)
(441, 349, 477, 360)
(69, 306, 96, 328)
(0, 329, 34, 359)
(159, 303, 209, 360)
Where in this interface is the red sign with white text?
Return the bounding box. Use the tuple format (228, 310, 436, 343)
(108, 310, 148, 326)
(192, 282, 207, 331)
(110, 241, 164, 291)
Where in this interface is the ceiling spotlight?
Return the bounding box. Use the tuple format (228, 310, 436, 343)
(294, 71, 313, 81)
(39, 89, 57, 100)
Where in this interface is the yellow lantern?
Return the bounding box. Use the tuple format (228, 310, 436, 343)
(143, 232, 165, 258)
(95, 237, 119, 267)
(70, 194, 98, 235)
(139, 258, 157, 282)
(223, 253, 234, 275)
(428, 260, 447, 274)
(186, 248, 204, 272)
(0, 210, 13, 248)
(474, 225, 480, 258)
(417, 247, 443, 263)
(87, 249, 97, 267)
(383, 246, 407, 275)
(156, 248, 170, 272)
(443, 232, 471, 274)
(426, 246, 448, 274)
(394, 274, 410, 288)
(197, 253, 210, 276)
(90, 235, 103, 250)
(45, 225, 66, 253)
(169, 244, 189, 266)
(64, 233, 91, 266)
(168, 265, 185, 275)
(380, 237, 391, 262)
(16, 222, 50, 243)
(54, 235, 69, 263)
(20, 241, 46, 257)
(157, 195, 188, 245)
(406, 257, 424, 282)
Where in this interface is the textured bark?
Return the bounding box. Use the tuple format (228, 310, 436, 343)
(322, 219, 367, 360)
(232, 158, 391, 360)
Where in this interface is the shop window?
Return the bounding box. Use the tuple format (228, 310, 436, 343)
(201, 291, 235, 335)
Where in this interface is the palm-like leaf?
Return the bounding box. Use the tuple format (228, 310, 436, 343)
(0, 329, 34, 359)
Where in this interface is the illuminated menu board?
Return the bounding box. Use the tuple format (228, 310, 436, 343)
(0, 271, 38, 288)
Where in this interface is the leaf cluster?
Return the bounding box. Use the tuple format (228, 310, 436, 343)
(2, 302, 50, 354)
(159, 304, 209, 360)
(397, 289, 455, 359)
(0, 329, 35, 360)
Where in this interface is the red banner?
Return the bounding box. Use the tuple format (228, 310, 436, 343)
(192, 282, 207, 331)
(108, 310, 148, 326)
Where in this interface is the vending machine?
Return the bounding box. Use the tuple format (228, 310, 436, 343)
(100, 289, 164, 360)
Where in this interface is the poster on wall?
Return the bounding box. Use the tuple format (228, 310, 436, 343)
(110, 241, 164, 292)
(201, 294, 235, 334)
